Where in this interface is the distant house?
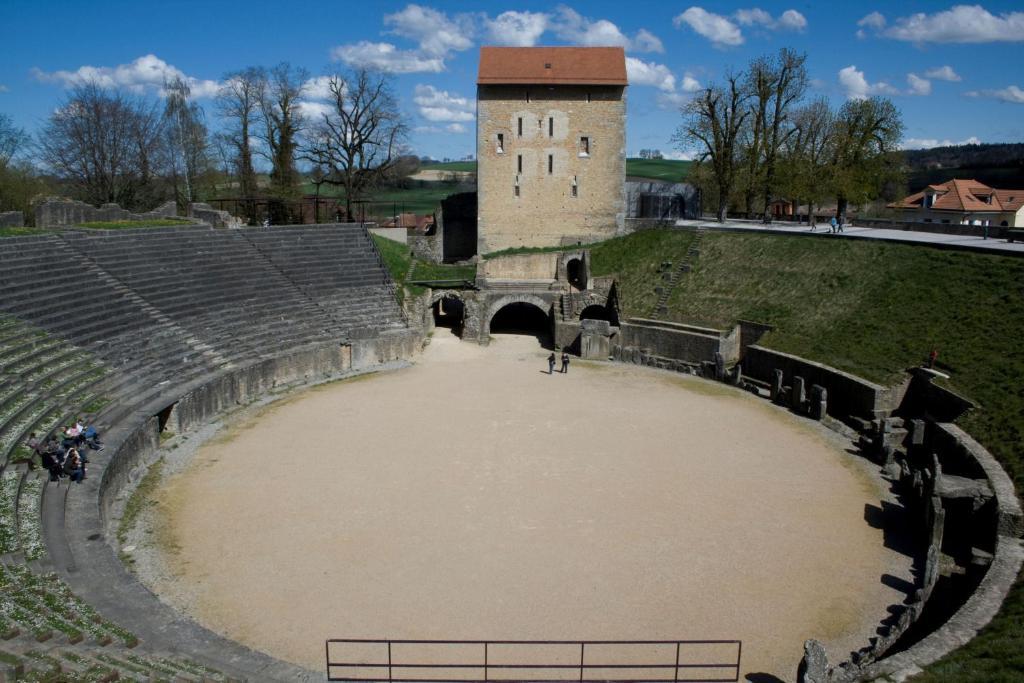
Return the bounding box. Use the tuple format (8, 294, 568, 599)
(888, 179, 1024, 227)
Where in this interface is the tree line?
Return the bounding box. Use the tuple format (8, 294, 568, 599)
(674, 48, 905, 224)
(0, 65, 412, 224)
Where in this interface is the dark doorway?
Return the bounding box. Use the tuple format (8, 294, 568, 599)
(579, 303, 617, 326)
(433, 296, 465, 335)
(566, 258, 587, 290)
(489, 302, 552, 347)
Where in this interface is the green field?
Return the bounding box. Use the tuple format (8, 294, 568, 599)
(77, 218, 195, 230)
(624, 158, 693, 182)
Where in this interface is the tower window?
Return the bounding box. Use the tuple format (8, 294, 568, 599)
(517, 154, 522, 174)
(496, 133, 504, 154)
(579, 136, 590, 156)
(526, 91, 530, 103)
(571, 176, 578, 198)
(548, 117, 554, 137)
(548, 154, 553, 174)
(514, 184, 520, 198)
(517, 117, 523, 137)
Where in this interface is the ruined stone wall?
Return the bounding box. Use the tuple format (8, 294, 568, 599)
(36, 197, 179, 228)
(0, 211, 24, 228)
(615, 318, 724, 365)
(477, 84, 626, 253)
(187, 202, 243, 228)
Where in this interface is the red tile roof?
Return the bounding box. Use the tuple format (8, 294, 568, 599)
(889, 179, 1024, 212)
(477, 46, 628, 86)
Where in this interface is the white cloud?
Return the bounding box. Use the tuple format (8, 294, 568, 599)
(680, 72, 702, 92)
(965, 85, 1024, 104)
(664, 149, 697, 161)
(296, 101, 334, 121)
(879, 5, 1024, 43)
(413, 124, 466, 135)
(485, 11, 548, 47)
(303, 75, 338, 101)
(857, 11, 887, 30)
(31, 54, 220, 98)
(733, 8, 807, 31)
(446, 123, 467, 134)
(625, 57, 676, 92)
(924, 65, 961, 82)
(906, 73, 932, 96)
(838, 65, 899, 100)
(901, 136, 981, 149)
(674, 7, 744, 47)
(330, 42, 444, 73)
(384, 4, 474, 57)
(413, 84, 474, 122)
(552, 7, 663, 52)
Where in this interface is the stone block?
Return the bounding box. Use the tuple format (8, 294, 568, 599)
(809, 384, 827, 420)
(580, 318, 611, 334)
(714, 351, 725, 381)
(770, 369, 784, 402)
(797, 639, 829, 683)
(791, 376, 806, 412)
(910, 418, 926, 446)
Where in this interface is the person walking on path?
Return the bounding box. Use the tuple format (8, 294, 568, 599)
(829, 216, 837, 233)
(548, 352, 556, 374)
(561, 352, 570, 374)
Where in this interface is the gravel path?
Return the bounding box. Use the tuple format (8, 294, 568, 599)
(133, 331, 913, 681)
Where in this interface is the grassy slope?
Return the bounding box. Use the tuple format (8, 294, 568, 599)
(590, 229, 1023, 680)
(77, 218, 194, 229)
(421, 161, 477, 173)
(625, 158, 693, 182)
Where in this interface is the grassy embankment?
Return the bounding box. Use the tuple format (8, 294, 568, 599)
(587, 229, 1023, 681)
(76, 218, 195, 229)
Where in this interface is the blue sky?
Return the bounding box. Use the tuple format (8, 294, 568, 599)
(2, 1, 1023, 161)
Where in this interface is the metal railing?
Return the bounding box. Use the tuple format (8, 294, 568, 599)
(326, 639, 741, 683)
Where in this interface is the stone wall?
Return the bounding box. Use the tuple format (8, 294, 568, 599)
(477, 84, 626, 253)
(35, 197, 179, 228)
(624, 181, 700, 220)
(409, 232, 442, 263)
(614, 318, 725, 367)
(742, 345, 898, 419)
(0, 211, 24, 228)
(187, 202, 243, 228)
(480, 252, 560, 281)
(856, 216, 1009, 238)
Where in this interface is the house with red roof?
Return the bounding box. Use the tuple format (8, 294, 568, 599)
(888, 179, 1024, 228)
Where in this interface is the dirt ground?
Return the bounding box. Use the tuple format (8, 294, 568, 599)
(142, 331, 913, 681)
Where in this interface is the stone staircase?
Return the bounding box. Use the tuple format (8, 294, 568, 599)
(653, 227, 705, 318)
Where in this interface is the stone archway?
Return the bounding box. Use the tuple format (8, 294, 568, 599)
(485, 294, 553, 346)
(431, 291, 467, 336)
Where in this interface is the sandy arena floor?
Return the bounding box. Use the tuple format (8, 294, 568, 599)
(144, 331, 913, 681)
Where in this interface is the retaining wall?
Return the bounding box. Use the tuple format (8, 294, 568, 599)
(743, 345, 900, 419)
(615, 318, 723, 365)
(35, 197, 179, 228)
(0, 211, 24, 228)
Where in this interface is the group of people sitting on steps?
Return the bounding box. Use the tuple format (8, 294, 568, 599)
(25, 419, 103, 485)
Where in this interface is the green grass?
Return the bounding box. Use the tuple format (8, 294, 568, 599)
(625, 158, 693, 182)
(0, 227, 54, 238)
(587, 228, 1024, 680)
(409, 261, 477, 282)
(76, 218, 194, 230)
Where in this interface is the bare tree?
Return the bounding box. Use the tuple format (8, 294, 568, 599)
(673, 72, 749, 222)
(37, 82, 165, 208)
(300, 69, 408, 221)
(760, 49, 808, 223)
(217, 67, 265, 208)
(740, 57, 772, 218)
(163, 76, 210, 206)
(0, 113, 28, 170)
(778, 97, 834, 226)
(260, 62, 308, 205)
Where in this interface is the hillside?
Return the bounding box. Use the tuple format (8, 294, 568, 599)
(905, 142, 1024, 190)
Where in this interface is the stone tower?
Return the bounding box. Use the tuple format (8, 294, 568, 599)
(476, 46, 628, 254)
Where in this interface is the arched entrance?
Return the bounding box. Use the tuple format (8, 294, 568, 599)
(487, 297, 552, 347)
(579, 303, 617, 326)
(432, 293, 465, 336)
(566, 258, 587, 291)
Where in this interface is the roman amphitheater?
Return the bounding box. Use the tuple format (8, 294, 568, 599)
(0, 215, 1020, 683)
(0, 46, 1021, 683)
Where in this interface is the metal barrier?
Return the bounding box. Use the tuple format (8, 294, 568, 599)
(326, 639, 741, 683)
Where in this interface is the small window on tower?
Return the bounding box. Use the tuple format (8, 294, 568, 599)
(548, 154, 553, 174)
(496, 133, 504, 154)
(517, 117, 523, 137)
(548, 117, 554, 137)
(517, 154, 522, 174)
(571, 176, 578, 198)
(579, 136, 590, 156)
(514, 184, 520, 198)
